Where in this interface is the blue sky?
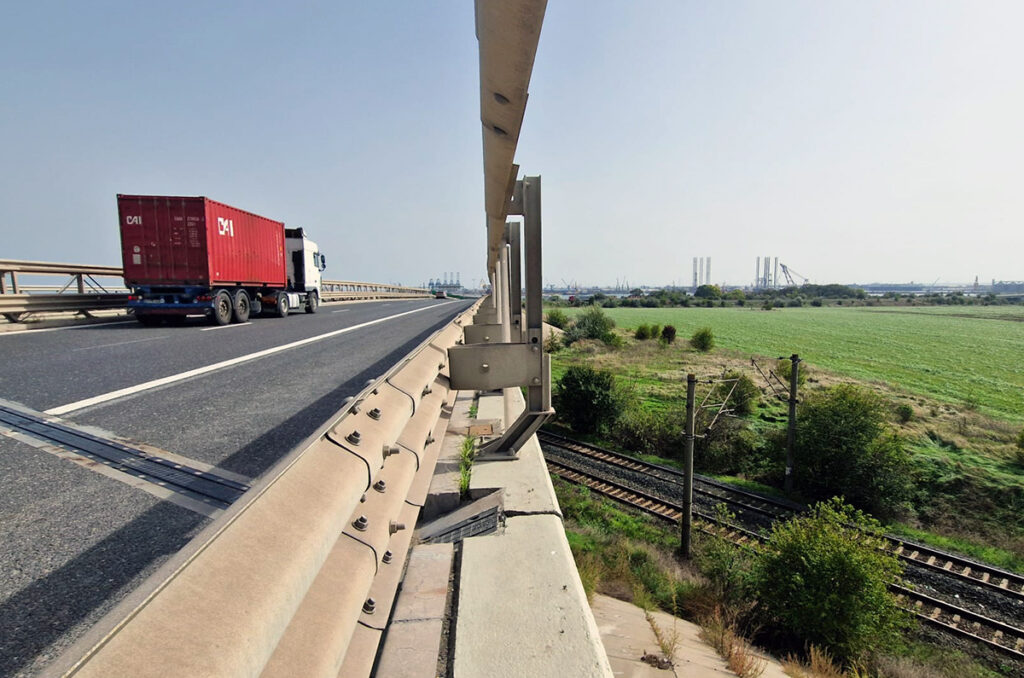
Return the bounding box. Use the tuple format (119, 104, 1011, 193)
(2, 2, 1022, 287)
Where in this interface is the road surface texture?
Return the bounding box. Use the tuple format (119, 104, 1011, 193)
(0, 298, 473, 677)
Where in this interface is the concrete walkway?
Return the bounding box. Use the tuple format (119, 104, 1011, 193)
(591, 594, 788, 678)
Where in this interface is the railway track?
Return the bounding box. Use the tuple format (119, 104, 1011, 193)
(543, 435, 1024, 661)
(539, 430, 1024, 603)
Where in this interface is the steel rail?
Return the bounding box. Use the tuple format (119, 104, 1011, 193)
(540, 430, 1024, 603)
(546, 455, 1024, 661)
(539, 430, 796, 521)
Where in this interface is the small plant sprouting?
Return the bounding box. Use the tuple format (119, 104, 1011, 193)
(459, 435, 477, 497)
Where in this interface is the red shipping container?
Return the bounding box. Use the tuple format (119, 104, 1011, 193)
(117, 195, 286, 287)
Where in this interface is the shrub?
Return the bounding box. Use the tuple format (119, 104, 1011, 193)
(794, 385, 912, 518)
(649, 325, 661, 340)
(690, 327, 714, 352)
(776, 357, 807, 386)
(753, 499, 909, 663)
(612, 407, 683, 458)
(896, 403, 913, 423)
(660, 325, 677, 344)
(810, 298, 823, 307)
(735, 298, 745, 307)
(564, 305, 617, 346)
(694, 415, 757, 475)
(761, 300, 774, 311)
(545, 308, 569, 329)
(634, 324, 651, 340)
(1016, 428, 1024, 466)
(554, 365, 620, 434)
(715, 372, 759, 416)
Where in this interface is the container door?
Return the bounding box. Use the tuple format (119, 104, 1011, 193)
(118, 196, 209, 285)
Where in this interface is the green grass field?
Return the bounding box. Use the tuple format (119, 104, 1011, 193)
(558, 305, 1024, 422)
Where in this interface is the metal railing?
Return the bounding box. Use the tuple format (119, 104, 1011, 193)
(0, 259, 430, 321)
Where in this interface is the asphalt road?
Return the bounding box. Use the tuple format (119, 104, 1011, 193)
(0, 297, 474, 677)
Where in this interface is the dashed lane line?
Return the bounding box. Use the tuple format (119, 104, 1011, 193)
(44, 301, 457, 416)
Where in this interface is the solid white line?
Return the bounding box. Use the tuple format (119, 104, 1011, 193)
(72, 335, 169, 351)
(199, 322, 251, 332)
(0, 320, 137, 337)
(331, 309, 350, 314)
(44, 301, 457, 415)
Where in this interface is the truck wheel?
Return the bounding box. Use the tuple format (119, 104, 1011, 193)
(305, 290, 319, 314)
(232, 290, 251, 324)
(136, 313, 160, 326)
(212, 290, 233, 325)
(274, 292, 289, 318)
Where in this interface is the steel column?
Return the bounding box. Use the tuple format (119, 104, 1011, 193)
(680, 374, 697, 558)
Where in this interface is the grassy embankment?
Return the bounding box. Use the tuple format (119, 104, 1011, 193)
(549, 305, 1024, 569)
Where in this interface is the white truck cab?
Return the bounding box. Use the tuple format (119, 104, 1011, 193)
(283, 227, 326, 312)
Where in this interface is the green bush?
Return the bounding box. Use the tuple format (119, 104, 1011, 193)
(776, 357, 807, 386)
(660, 325, 677, 344)
(694, 415, 757, 475)
(810, 298, 823, 307)
(690, 327, 714, 352)
(1016, 429, 1024, 466)
(612, 407, 683, 458)
(753, 498, 909, 663)
(649, 324, 661, 340)
(634, 324, 651, 340)
(715, 371, 759, 416)
(896, 403, 913, 423)
(564, 305, 618, 346)
(545, 308, 569, 329)
(554, 365, 621, 434)
(794, 385, 912, 518)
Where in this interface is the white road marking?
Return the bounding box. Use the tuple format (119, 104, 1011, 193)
(331, 309, 350, 314)
(200, 322, 251, 332)
(0, 320, 137, 337)
(44, 301, 457, 415)
(72, 335, 169, 351)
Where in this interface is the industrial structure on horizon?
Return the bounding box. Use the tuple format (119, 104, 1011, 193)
(691, 256, 711, 289)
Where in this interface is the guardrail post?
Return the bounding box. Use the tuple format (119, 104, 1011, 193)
(448, 175, 553, 457)
(10, 271, 19, 294)
(508, 220, 523, 343)
(77, 273, 85, 294)
(785, 354, 800, 493)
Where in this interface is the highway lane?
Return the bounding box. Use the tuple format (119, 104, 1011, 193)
(0, 298, 458, 413)
(0, 297, 474, 677)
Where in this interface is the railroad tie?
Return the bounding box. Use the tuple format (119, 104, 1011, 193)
(981, 572, 991, 582)
(930, 606, 941, 619)
(961, 566, 971, 576)
(909, 550, 919, 559)
(926, 555, 936, 565)
(952, 614, 961, 627)
(943, 561, 953, 570)
(999, 578, 1009, 589)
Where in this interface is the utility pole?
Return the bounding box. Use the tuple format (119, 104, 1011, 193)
(785, 354, 800, 493)
(680, 373, 697, 558)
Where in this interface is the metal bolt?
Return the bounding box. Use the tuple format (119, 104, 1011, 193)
(425, 435, 435, 446)
(373, 479, 387, 493)
(382, 550, 394, 564)
(389, 521, 406, 535)
(360, 493, 367, 503)
(365, 379, 375, 387)
(383, 444, 400, 458)
(368, 408, 382, 420)
(438, 362, 446, 370)
(493, 92, 510, 104)
(352, 515, 369, 531)
(532, 377, 541, 385)
(481, 363, 489, 371)
(346, 431, 361, 445)
(422, 385, 432, 396)
(362, 598, 376, 614)
(350, 403, 360, 414)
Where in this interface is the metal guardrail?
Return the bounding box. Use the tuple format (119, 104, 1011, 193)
(0, 259, 431, 321)
(49, 300, 481, 677)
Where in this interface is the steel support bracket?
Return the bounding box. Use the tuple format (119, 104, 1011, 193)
(463, 324, 505, 345)
(449, 175, 552, 458)
(448, 343, 549, 392)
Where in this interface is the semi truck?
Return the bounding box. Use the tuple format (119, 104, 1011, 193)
(117, 195, 327, 326)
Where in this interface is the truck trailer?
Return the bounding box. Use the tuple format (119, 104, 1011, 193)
(117, 195, 326, 325)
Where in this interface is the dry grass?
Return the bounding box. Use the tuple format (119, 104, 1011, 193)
(643, 577, 682, 666)
(698, 607, 766, 678)
(782, 646, 869, 678)
(872, 655, 945, 678)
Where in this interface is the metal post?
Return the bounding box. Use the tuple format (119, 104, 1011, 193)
(508, 221, 523, 343)
(681, 373, 696, 558)
(77, 274, 85, 294)
(10, 272, 19, 294)
(523, 175, 547, 415)
(785, 354, 800, 492)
